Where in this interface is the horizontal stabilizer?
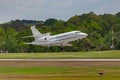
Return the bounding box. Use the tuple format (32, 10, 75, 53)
(25, 43, 33, 44)
(22, 35, 40, 38)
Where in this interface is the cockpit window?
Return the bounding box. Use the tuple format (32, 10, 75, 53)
(75, 31, 80, 33)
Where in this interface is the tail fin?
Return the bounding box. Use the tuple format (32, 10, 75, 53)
(31, 26, 42, 40)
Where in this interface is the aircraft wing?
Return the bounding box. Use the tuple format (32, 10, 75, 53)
(25, 40, 72, 46)
(25, 40, 61, 45)
(22, 35, 40, 38)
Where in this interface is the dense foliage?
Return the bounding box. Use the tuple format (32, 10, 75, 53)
(0, 12, 120, 53)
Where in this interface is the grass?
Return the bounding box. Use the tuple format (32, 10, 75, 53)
(0, 50, 120, 79)
(0, 67, 74, 74)
(0, 67, 120, 80)
(0, 50, 120, 59)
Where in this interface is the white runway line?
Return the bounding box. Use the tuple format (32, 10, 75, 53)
(0, 59, 120, 61)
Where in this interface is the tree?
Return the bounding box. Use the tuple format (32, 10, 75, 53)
(0, 12, 120, 52)
(44, 18, 58, 26)
(0, 27, 5, 52)
(5, 28, 18, 52)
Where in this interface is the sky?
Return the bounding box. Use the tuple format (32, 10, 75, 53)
(0, 0, 120, 23)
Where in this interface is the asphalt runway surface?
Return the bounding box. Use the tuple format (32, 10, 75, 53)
(0, 59, 120, 67)
(0, 59, 120, 61)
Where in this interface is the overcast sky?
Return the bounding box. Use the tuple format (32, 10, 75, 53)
(0, 0, 120, 23)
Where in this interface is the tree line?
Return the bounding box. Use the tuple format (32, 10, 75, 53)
(0, 12, 120, 53)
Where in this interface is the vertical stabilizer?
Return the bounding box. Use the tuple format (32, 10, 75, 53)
(31, 26, 41, 40)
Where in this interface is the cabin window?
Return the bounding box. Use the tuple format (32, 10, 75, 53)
(45, 38, 47, 40)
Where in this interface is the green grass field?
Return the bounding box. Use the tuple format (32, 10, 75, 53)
(0, 50, 120, 59)
(0, 67, 120, 80)
(0, 50, 120, 80)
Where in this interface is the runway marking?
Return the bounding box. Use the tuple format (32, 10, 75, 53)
(0, 59, 120, 61)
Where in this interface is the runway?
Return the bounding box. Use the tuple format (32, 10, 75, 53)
(0, 59, 120, 61)
(0, 59, 120, 67)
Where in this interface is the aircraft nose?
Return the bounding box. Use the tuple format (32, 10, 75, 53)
(83, 33, 88, 37)
(79, 33, 88, 38)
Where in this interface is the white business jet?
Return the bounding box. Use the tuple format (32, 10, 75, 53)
(23, 26, 88, 46)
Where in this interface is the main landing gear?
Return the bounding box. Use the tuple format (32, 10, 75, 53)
(48, 44, 64, 52)
(59, 44, 64, 52)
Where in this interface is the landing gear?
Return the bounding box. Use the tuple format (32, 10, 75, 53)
(48, 44, 64, 52)
(59, 44, 64, 52)
(77, 39, 81, 43)
(48, 45, 53, 52)
(49, 46, 52, 50)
